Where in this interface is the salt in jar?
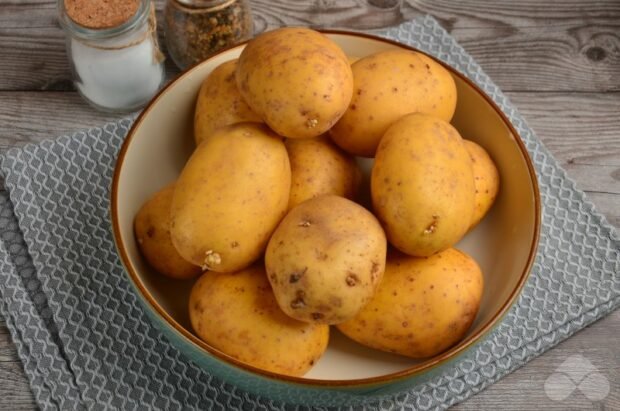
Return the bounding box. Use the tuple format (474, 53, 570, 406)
(58, 0, 166, 113)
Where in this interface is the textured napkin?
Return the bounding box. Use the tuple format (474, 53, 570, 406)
(0, 15, 618, 411)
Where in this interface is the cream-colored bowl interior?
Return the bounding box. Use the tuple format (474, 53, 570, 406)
(114, 33, 538, 380)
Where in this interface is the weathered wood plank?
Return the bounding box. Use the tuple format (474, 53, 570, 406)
(0, 0, 618, 92)
(0, 1, 618, 409)
(0, 91, 618, 217)
(0, 318, 38, 410)
(507, 92, 620, 167)
(0, 316, 19, 362)
(454, 310, 620, 411)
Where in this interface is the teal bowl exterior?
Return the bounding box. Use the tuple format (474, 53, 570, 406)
(126, 271, 484, 406)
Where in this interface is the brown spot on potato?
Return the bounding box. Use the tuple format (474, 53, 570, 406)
(311, 312, 324, 320)
(146, 226, 155, 238)
(230, 241, 239, 248)
(402, 321, 409, 328)
(329, 296, 343, 307)
(350, 104, 357, 110)
(315, 249, 328, 260)
(371, 261, 380, 274)
(289, 267, 307, 283)
(346, 273, 359, 286)
(291, 290, 306, 309)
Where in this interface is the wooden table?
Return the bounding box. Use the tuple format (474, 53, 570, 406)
(0, 1, 618, 409)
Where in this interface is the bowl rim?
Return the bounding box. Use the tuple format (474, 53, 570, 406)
(111, 29, 541, 388)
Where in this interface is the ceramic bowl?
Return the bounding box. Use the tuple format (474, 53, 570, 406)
(111, 31, 540, 407)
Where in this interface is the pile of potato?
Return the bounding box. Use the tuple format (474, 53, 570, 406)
(134, 27, 499, 376)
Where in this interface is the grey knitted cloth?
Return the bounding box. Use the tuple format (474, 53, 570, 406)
(0, 15, 617, 411)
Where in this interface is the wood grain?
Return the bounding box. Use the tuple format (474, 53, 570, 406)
(0, 0, 618, 410)
(0, 0, 618, 92)
(0, 318, 38, 410)
(0, 91, 617, 232)
(454, 310, 620, 411)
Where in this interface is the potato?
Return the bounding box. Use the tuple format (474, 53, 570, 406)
(171, 123, 290, 273)
(189, 265, 329, 376)
(372, 113, 474, 257)
(286, 136, 362, 209)
(194, 59, 262, 146)
(134, 185, 201, 279)
(337, 248, 483, 358)
(265, 195, 387, 324)
(464, 140, 500, 228)
(236, 27, 353, 139)
(330, 50, 457, 157)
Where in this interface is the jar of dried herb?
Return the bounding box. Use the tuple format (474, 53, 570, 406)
(164, 0, 253, 70)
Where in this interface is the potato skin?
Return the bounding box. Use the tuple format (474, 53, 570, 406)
(236, 27, 353, 139)
(170, 123, 290, 273)
(372, 113, 475, 257)
(286, 136, 361, 209)
(265, 195, 387, 325)
(337, 248, 483, 358)
(194, 59, 262, 146)
(134, 185, 201, 279)
(189, 266, 329, 376)
(464, 140, 500, 228)
(330, 50, 457, 157)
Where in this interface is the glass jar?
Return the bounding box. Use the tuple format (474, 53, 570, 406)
(58, 0, 166, 113)
(164, 0, 253, 70)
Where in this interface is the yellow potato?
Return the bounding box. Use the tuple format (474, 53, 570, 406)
(372, 113, 474, 257)
(464, 140, 500, 228)
(265, 195, 387, 325)
(194, 59, 262, 146)
(189, 266, 329, 376)
(134, 185, 201, 279)
(236, 27, 353, 139)
(338, 248, 483, 358)
(330, 50, 457, 157)
(171, 123, 290, 273)
(286, 136, 361, 209)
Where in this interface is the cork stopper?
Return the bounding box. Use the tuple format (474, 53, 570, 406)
(64, 0, 141, 29)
